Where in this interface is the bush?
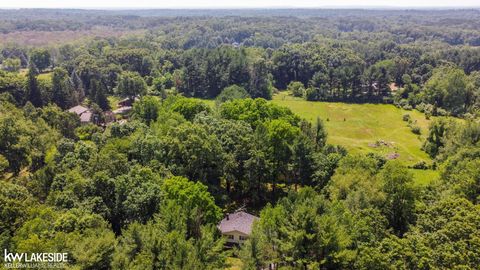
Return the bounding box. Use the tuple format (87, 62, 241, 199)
(410, 125, 421, 135)
(396, 99, 409, 108)
(305, 87, 317, 101)
(287, 81, 305, 97)
(402, 114, 411, 122)
(215, 85, 250, 105)
(435, 108, 448, 116)
(416, 102, 427, 113)
(412, 161, 428, 170)
(75, 124, 103, 141)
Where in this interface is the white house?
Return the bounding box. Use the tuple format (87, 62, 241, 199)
(217, 211, 259, 245)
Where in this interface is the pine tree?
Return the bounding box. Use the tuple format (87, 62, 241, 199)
(71, 69, 85, 102)
(52, 67, 74, 109)
(90, 78, 109, 111)
(26, 62, 42, 107)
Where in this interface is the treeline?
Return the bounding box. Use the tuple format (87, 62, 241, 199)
(2, 9, 480, 48)
(1, 10, 480, 116)
(1, 38, 480, 116)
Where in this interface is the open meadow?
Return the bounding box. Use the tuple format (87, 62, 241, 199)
(271, 92, 433, 166)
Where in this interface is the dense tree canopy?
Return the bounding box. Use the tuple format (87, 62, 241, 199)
(0, 8, 480, 270)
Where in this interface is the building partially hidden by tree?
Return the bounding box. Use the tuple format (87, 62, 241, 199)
(68, 105, 93, 124)
(218, 211, 258, 245)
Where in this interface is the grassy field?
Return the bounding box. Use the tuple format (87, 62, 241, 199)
(410, 169, 440, 186)
(271, 92, 433, 167)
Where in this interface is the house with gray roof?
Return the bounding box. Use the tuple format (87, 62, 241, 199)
(68, 105, 93, 124)
(218, 211, 259, 245)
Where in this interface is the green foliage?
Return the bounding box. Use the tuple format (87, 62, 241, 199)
(90, 78, 110, 110)
(112, 215, 227, 270)
(132, 96, 161, 125)
(39, 104, 80, 139)
(327, 154, 385, 212)
(287, 81, 305, 97)
(29, 49, 51, 72)
(0, 101, 59, 174)
(26, 62, 42, 107)
(116, 71, 147, 100)
(169, 96, 211, 121)
(423, 67, 470, 115)
(0, 182, 33, 235)
(440, 148, 480, 203)
(2, 58, 21, 72)
(0, 70, 25, 105)
(2, 11, 480, 269)
(243, 188, 356, 269)
(220, 98, 300, 128)
(215, 84, 250, 105)
(74, 124, 103, 141)
(52, 67, 76, 109)
(162, 176, 222, 237)
(422, 118, 453, 158)
(409, 124, 421, 135)
(0, 154, 8, 173)
(380, 162, 416, 236)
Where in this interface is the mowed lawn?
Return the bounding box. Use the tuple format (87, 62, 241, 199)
(271, 92, 433, 167)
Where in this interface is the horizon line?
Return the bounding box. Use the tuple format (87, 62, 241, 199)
(1, 6, 480, 10)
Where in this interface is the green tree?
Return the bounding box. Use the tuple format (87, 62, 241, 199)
(162, 176, 222, 238)
(132, 96, 161, 125)
(169, 97, 211, 121)
(26, 62, 42, 107)
(215, 84, 250, 105)
(422, 117, 456, 159)
(380, 162, 416, 236)
(423, 67, 469, 115)
(52, 67, 75, 109)
(116, 71, 147, 102)
(263, 119, 300, 199)
(287, 81, 305, 97)
(30, 49, 51, 72)
(2, 58, 21, 72)
(90, 78, 110, 110)
(248, 58, 272, 99)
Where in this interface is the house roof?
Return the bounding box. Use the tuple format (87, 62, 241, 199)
(68, 105, 89, 115)
(112, 106, 132, 114)
(79, 111, 93, 123)
(218, 211, 259, 235)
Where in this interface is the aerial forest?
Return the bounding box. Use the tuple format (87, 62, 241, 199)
(0, 8, 479, 270)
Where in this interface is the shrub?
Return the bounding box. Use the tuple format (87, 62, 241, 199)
(402, 114, 411, 122)
(435, 108, 448, 116)
(416, 102, 427, 113)
(410, 125, 421, 135)
(287, 81, 305, 97)
(305, 87, 317, 101)
(396, 99, 409, 108)
(215, 85, 250, 105)
(412, 161, 428, 170)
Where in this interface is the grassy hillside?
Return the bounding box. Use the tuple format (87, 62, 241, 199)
(271, 92, 433, 167)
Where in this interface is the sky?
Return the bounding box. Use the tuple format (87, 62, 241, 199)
(0, 0, 479, 9)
